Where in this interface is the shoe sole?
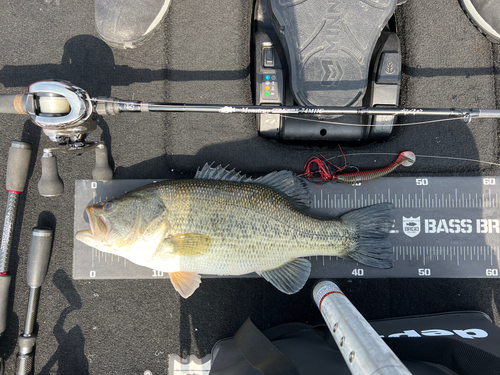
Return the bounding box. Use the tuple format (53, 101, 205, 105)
(96, 0, 171, 49)
(459, 0, 500, 44)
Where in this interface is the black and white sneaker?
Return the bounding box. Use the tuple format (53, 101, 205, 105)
(95, 0, 171, 49)
(459, 0, 500, 43)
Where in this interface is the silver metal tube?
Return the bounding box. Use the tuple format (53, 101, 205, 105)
(313, 281, 412, 375)
(23, 287, 41, 335)
(478, 109, 500, 118)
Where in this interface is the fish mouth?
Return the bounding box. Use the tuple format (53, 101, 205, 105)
(86, 206, 111, 242)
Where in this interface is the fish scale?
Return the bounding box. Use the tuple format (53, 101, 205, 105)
(154, 180, 352, 275)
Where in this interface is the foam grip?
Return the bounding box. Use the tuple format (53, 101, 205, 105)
(37, 153, 64, 197)
(0, 275, 11, 334)
(0, 94, 27, 114)
(92, 145, 113, 180)
(26, 229, 53, 288)
(6, 141, 32, 192)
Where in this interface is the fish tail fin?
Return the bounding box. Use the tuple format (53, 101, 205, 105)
(340, 203, 395, 269)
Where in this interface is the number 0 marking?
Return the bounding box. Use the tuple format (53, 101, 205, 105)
(90, 270, 96, 278)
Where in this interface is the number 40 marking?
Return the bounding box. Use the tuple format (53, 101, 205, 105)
(352, 269, 364, 277)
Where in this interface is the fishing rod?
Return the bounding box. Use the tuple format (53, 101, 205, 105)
(2, 80, 499, 135)
(97, 99, 500, 121)
(0, 80, 498, 194)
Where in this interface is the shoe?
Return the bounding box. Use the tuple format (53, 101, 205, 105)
(459, 0, 500, 43)
(95, 0, 171, 49)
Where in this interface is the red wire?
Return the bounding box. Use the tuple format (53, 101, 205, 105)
(299, 146, 347, 183)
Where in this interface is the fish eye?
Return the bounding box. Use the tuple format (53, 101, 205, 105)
(104, 201, 114, 211)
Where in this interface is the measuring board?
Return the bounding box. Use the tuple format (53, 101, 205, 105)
(73, 177, 500, 280)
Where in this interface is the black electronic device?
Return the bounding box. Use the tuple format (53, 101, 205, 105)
(253, 0, 402, 142)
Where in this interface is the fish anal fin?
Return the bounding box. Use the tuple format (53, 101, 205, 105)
(257, 258, 311, 294)
(169, 272, 201, 299)
(165, 233, 212, 255)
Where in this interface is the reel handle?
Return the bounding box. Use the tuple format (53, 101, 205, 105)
(37, 152, 64, 197)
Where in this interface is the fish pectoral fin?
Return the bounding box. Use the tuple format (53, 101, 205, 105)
(256, 258, 311, 295)
(164, 233, 212, 255)
(169, 272, 201, 299)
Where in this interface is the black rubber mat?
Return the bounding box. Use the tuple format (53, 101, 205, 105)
(0, 0, 498, 374)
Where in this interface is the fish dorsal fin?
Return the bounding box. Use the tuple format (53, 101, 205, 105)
(169, 272, 201, 298)
(253, 170, 310, 208)
(195, 164, 310, 208)
(164, 233, 212, 256)
(195, 164, 253, 183)
(256, 258, 311, 294)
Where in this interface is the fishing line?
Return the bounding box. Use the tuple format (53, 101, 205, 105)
(281, 115, 461, 127)
(326, 152, 500, 168)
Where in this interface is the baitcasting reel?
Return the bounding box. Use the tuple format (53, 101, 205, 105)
(0, 80, 112, 197)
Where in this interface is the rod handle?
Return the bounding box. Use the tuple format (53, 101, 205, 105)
(26, 229, 53, 288)
(0, 94, 27, 115)
(37, 153, 63, 197)
(6, 142, 32, 193)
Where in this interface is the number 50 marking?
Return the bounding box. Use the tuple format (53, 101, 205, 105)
(418, 268, 431, 276)
(416, 178, 428, 186)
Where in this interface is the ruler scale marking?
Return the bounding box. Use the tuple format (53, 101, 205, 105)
(74, 177, 500, 279)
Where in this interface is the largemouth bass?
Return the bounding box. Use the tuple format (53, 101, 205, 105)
(76, 164, 395, 298)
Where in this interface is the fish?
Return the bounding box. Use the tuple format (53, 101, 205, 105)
(76, 164, 395, 298)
